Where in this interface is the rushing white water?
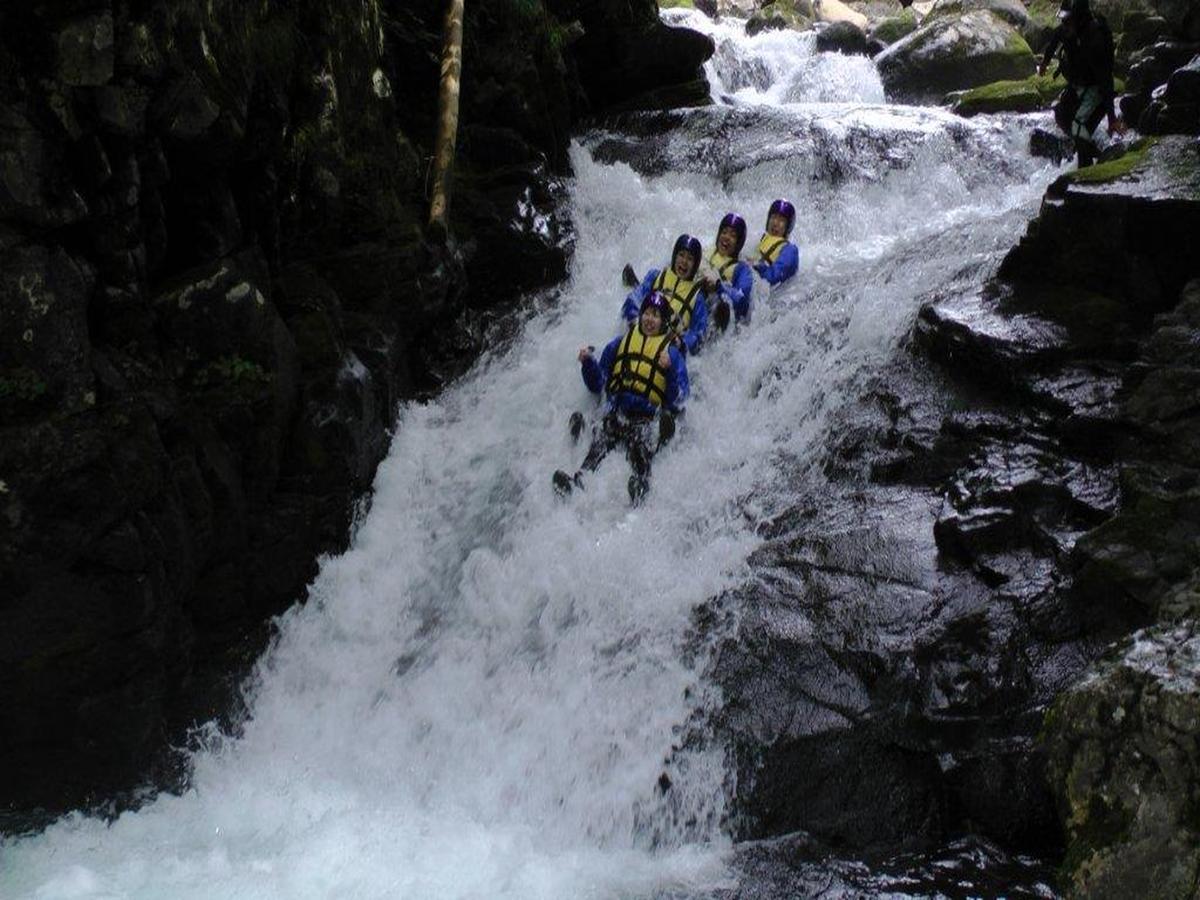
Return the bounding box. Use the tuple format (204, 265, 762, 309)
(1, 16, 1064, 900)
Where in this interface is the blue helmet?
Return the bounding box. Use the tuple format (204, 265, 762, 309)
(640, 290, 673, 327)
(671, 234, 702, 279)
(766, 199, 796, 237)
(717, 213, 747, 256)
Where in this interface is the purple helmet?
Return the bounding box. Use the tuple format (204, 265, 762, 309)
(766, 199, 796, 237)
(717, 213, 747, 256)
(640, 290, 673, 323)
(671, 234, 702, 279)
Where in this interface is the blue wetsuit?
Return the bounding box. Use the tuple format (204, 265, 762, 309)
(581, 332, 689, 416)
(753, 241, 799, 287)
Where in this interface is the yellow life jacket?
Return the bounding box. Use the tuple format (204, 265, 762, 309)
(707, 249, 739, 283)
(652, 268, 702, 331)
(607, 325, 672, 408)
(756, 234, 787, 265)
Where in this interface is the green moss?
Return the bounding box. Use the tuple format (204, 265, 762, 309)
(192, 355, 273, 390)
(1026, 0, 1061, 28)
(0, 369, 48, 403)
(871, 10, 918, 44)
(951, 72, 1065, 115)
(658, 0, 696, 7)
(1069, 137, 1157, 184)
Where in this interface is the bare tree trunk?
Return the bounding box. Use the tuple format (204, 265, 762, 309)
(428, 0, 464, 236)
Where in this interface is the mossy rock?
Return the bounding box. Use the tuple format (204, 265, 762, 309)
(1067, 137, 1157, 185)
(658, 0, 696, 8)
(746, 2, 811, 36)
(949, 72, 1065, 115)
(875, 10, 1038, 103)
(870, 9, 918, 45)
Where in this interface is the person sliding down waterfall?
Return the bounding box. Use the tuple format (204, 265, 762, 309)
(622, 234, 710, 356)
(1039, 0, 1123, 168)
(554, 291, 689, 505)
(699, 213, 755, 332)
(752, 199, 800, 287)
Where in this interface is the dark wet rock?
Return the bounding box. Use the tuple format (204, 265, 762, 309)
(1044, 622, 1200, 899)
(875, 10, 1038, 103)
(1000, 137, 1200, 314)
(1119, 12, 1174, 58)
(1147, 0, 1200, 41)
(1121, 41, 1200, 134)
(815, 20, 870, 55)
(707, 834, 1057, 899)
(708, 454, 1078, 858)
(1029, 125, 1077, 163)
(0, 0, 699, 822)
(54, 11, 115, 87)
(565, 8, 715, 111)
(927, 132, 1200, 892)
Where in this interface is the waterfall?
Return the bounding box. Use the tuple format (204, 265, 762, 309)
(1, 13, 1063, 900)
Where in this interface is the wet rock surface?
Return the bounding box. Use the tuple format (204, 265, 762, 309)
(913, 137, 1200, 895)
(648, 103, 1200, 892)
(875, 10, 1037, 103)
(0, 0, 712, 823)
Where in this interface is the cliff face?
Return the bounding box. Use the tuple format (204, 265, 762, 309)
(0, 0, 712, 822)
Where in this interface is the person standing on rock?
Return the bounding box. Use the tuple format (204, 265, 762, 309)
(752, 199, 800, 287)
(1038, 0, 1124, 168)
(622, 234, 710, 356)
(555, 291, 689, 505)
(699, 212, 755, 332)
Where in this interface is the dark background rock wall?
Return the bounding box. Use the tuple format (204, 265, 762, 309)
(0, 0, 712, 823)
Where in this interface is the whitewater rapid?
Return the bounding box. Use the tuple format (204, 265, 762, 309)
(1, 12, 1064, 900)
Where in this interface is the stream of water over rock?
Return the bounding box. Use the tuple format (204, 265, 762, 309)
(2, 12, 1064, 899)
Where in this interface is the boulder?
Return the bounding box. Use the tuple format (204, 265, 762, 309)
(875, 10, 1037, 103)
(54, 11, 115, 87)
(815, 20, 871, 54)
(1147, 0, 1200, 40)
(1000, 137, 1200, 312)
(949, 72, 1065, 116)
(1044, 623, 1200, 900)
(812, 0, 869, 30)
(926, 0, 1029, 30)
(870, 9, 919, 45)
(746, 2, 812, 35)
(570, 18, 715, 110)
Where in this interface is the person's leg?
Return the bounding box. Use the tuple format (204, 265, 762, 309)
(553, 414, 618, 495)
(1072, 86, 1103, 168)
(625, 422, 656, 505)
(581, 414, 621, 472)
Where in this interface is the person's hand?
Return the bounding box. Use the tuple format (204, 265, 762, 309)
(577, 345, 593, 363)
(1107, 113, 1126, 136)
(658, 349, 671, 369)
(702, 273, 719, 291)
(1037, 62, 1046, 77)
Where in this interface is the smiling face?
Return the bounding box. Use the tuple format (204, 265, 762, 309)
(673, 249, 696, 279)
(640, 305, 665, 336)
(717, 226, 740, 256)
(766, 213, 790, 238)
